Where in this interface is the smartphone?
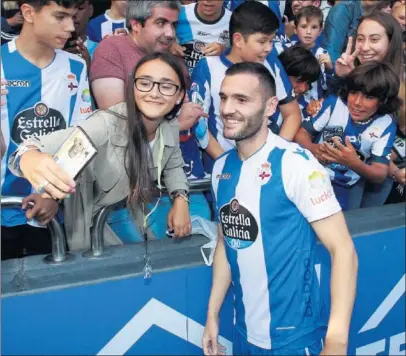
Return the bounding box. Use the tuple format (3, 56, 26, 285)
(323, 126, 344, 148)
(53, 127, 98, 180)
(63, 31, 78, 50)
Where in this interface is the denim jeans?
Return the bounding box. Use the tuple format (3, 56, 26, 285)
(107, 192, 212, 242)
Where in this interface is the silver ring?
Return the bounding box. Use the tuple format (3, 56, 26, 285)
(38, 180, 49, 194)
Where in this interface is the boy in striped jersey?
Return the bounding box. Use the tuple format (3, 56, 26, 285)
(1, 0, 91, 259)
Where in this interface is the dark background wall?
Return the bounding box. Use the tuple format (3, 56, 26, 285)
(92, 0, 110, 18)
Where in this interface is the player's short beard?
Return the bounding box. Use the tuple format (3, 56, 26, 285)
(224, 106, 266, 142)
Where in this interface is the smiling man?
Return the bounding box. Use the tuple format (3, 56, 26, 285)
(203, 62, 358, 356)
(1, 0, 91, 260)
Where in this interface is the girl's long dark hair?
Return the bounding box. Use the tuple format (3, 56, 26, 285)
(125, 52, 186, 204)
(355, 11, 404, 78)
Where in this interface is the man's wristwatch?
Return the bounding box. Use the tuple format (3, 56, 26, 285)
(170, 189, 190, 203)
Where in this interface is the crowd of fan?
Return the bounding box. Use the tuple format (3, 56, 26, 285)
(1, 0, 405, 260)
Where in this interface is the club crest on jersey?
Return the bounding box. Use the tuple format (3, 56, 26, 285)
(193, 41, 206, 53)
(220, 198, 259, 250)
(368, 126, 381, 140)
(257, 162, 272, 184)
(11, 102, 66, 144)
(66, 73, 79, 95)
(218, 30, 229, 43)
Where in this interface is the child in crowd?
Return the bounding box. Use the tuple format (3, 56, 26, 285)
(224, 0, 286, 42)
(278, 45, 322, 119)
(86, 0, 127, 42)
(276, 7, 333, 103)
(295, 61, 400, 210)
(173, 0, 231, 75)
(287, 0, 322, 41)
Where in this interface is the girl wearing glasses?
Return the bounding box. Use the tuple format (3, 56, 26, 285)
(8, 52, 191, 250)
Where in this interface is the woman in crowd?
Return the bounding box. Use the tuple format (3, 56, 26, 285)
(335, 11, 403, 79)
(295, 61, 401, 210)
(8, 52, 192, 250)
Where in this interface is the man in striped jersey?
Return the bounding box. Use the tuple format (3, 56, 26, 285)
(202, 62, 358, 355)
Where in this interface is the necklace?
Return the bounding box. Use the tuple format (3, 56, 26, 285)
(353, 116, 374, 126)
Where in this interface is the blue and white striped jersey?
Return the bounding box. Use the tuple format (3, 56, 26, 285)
(190, 49, 294, 172)
(176, 3, 232, 75)
(1, 38, 92, 227)
(86, 11, 125, 43)
(212, 129, 341, 349)
(223, 0, 288, 43)
(302, 95, 396, 186)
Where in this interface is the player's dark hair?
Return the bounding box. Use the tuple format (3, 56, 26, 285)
(18, 0, 83, 9)
(125, 52, 186, 204)
(225, 62, 276, 99)
(294, 5, 324, 28)
(340, 61, 402, 115)
(278, 45, 321, 86)
(229, 1, 279, 46)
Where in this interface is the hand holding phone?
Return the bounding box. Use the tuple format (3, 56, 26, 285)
(53, 126, 98, 180)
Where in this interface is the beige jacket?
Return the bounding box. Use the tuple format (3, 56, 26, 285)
(10, 102, 189, 250)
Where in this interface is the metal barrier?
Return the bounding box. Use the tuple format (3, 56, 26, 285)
(82, 199, 125, 259)
(1, 197, 74, 264)
(83, 178, 212, 259)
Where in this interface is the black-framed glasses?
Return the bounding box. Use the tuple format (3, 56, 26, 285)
(134, 78, 180, 96)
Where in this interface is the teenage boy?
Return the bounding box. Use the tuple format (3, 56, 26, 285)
(224, 0, 286, 42)
(86, 0, 127, 42)
(173, 0, 232, 75)
(191, 1, 301, 173)
(1, 0, 91, 260)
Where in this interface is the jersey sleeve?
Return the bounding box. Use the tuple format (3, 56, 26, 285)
(89, 39, 126, 82)
(281, 147, 342, 223)
(370, 119, 397, 165)
(71, 61, 93, 125)
(86, 17, 101, 43)
(301, 95, 337, 136)
(269, 52, 295, 106)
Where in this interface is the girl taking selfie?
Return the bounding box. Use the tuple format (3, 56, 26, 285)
(9, 52, 192, 250)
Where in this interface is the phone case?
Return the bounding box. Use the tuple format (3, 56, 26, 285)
(53, 126, 98, 180)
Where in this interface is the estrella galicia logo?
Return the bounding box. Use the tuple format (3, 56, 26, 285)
(220, 198, 259, 250)
(11, 102, 66, 144)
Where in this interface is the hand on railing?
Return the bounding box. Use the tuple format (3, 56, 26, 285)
(85, 178, 212, 258)
(1, 196, 73, 264)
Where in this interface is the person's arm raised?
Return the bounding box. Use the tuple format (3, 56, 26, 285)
(279, 100, 302, 141)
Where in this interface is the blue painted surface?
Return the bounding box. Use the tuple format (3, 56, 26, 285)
(2, 228, 405, 355)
